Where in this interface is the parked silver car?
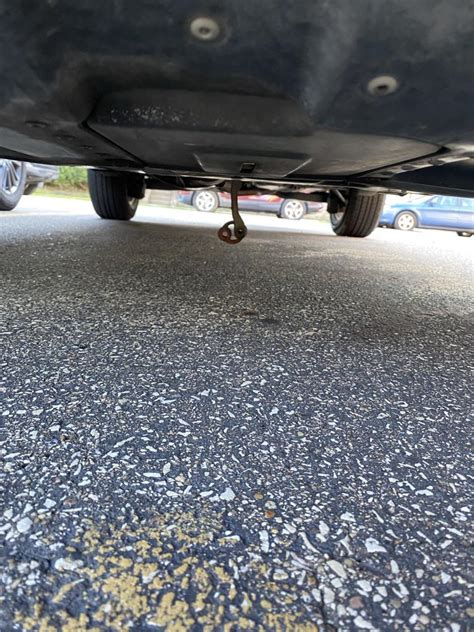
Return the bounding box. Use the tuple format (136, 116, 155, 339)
(0, 160, 58, 210)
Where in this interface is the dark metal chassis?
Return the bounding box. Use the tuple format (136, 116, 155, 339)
(1, 0, 473, 205)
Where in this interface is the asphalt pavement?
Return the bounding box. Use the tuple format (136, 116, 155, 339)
(1, 197, 473, 631)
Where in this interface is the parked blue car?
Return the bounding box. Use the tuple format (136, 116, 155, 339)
(379, 195, 474, 236)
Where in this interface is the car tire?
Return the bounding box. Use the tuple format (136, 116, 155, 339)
(329, 190, 385, 237)
(0, 160, 26, 211)
(192, 190, 219, 212)
(394, 210, 417, 231)
(456, 231, 472, 237)
(280, 199, 306, 220)
(88, 170, 138, 220)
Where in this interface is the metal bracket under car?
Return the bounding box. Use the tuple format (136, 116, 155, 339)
(218, 181, 248, 244)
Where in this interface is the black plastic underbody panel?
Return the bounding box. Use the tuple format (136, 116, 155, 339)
(0, 0, 473, 194)
(88, 90, 438, 178)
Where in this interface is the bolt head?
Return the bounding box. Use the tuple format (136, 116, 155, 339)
(190, 16, 221, 42)
(367, 75, 399, 97)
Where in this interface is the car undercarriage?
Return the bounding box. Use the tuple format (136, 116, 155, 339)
(1, 0, 473, 237)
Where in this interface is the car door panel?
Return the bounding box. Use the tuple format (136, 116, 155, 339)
(456, 198, 474, 231)
(419, 197, 458, 228)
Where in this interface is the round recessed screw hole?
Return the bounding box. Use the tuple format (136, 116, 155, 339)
(367, 75, 399, 97)
(26, 120, 48, 129)
(190, 16, 221, 41)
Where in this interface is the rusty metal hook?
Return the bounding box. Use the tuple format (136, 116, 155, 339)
(218, 220, 247, 244)
(218, 181, 248, 244)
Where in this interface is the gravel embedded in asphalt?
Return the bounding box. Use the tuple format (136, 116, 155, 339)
(0, 202, 472, 631)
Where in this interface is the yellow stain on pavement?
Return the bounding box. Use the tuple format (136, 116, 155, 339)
(13, 510, 319, 631)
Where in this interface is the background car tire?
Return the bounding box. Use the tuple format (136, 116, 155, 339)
(456, 231, 472, 237)
(88, 170, 138, 220)
(192, 190, 219, 212)
(394, 210, 417, 231)
(280, 199, 306, 220)
(0, 160, 26, 211)
(329, 190, 385, 237)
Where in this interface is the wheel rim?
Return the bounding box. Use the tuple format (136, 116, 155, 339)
(0, 160, 23, 194)
(283, 200, 305, 219)
(330, 210, 345, 227)
(397, 213, 415, 230)
(195, 191, 217, 211)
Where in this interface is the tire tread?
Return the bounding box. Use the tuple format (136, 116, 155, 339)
(88, 170, 137, 220)
(332, 191, 385, 237)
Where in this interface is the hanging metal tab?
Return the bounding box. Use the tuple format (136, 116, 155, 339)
(218, 181, 248, 244)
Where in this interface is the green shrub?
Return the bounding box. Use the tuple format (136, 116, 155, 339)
(47, 166, 88, 190)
